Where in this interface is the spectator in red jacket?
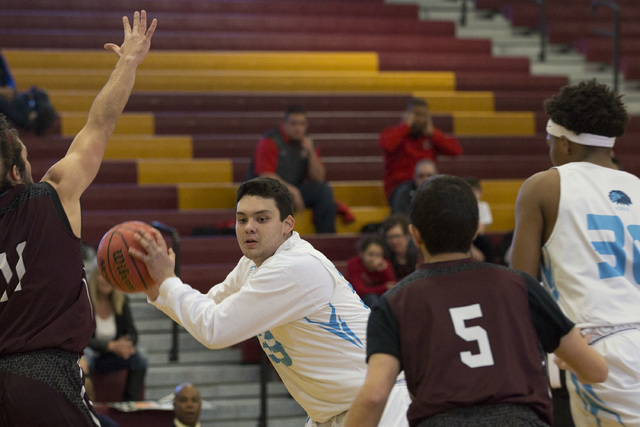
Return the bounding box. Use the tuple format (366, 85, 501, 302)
(246, 105, 336, 233)
(379, 97, 462, 209)
(347, 235, 396, 308)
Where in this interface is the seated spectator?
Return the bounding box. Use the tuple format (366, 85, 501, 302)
(391, 159, 438, 216)
(463, 177, 496, 263)
(0, 51, 57, 136)
(172, 383, 202, 427)
(381, 214, 420, 280)
(245, 105, 336, 233)
(347, 235, 396, 308)
(84, 260, 148, 402)
(380, 97, 462, 209)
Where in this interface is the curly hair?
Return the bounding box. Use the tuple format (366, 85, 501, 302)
(1, 114, 23, 180)
(544, 80, 628, 137)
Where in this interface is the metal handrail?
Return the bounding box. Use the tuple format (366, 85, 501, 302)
(591, 0, 621, 93)
(258, 349, 268, 427)
(537, 0, 548, 62)
(460, 0, 469, 27)
(150, 221, 181, 362)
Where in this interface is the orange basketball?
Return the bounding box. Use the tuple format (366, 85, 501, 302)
(97, 221, 155, 293)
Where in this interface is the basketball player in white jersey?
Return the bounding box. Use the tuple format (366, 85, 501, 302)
(132, 177, 410, 427)
(512, 80, 640, 426)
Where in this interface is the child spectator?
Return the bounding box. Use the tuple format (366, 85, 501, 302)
(347, 235, 396, 308)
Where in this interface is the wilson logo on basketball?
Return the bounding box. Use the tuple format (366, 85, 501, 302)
(112, 248, 135, 292)
(97, 221, 155, 293)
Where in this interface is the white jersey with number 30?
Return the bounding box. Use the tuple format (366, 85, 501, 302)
(542, 162, 640, 328)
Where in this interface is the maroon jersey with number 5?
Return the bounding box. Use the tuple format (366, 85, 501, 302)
(367, 258, 574, 426)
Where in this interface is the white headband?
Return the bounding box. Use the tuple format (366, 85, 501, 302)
(546, 119, 615, 148)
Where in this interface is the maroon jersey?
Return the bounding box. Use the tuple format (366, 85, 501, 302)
(368, 258, 574, 426)
(0, 182, 94, 355)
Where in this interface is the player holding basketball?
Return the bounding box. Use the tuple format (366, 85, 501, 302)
(344, 175, 608, 427)
(132, 177, 411, 427)
(511, 80, 640, 426)
(0, 11, 156, 426)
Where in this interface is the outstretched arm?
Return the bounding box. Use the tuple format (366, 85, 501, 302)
(42, 11, 157, 237)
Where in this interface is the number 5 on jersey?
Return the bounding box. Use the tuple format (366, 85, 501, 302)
(449, 304, 495, 368)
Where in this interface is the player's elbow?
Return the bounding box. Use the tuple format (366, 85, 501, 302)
(201, 335, 230, 350)
(580, 363, 608, 385)
(359, 385, 390, 408)
(204, 342, 226, 350)
(201, 330, 237, 350)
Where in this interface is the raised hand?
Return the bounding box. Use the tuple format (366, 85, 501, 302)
(104, 10, 157, 66)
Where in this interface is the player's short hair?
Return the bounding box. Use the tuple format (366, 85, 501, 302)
(544, 80, 628, 138)
(284, 105, 307, 120)
(357, 234, 385, 254)
(237, 177, 294, 221)
(382, 214, 410, 236)
(0, 114, 24, 181)
(410, 175, 478, 255)
(406, 97, 428, 111)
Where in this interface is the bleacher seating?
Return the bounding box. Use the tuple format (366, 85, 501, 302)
(474, 0, 640, 80)
(7, 0, 630, 423)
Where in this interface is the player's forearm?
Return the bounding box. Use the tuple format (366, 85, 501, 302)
(554, 328, 608, 384)
(85, 56, 139, 138)
(152, 277, 262, 350)
(344, 393, 386, 427)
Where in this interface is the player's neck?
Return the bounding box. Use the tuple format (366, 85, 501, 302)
(421, 251, 469, 264)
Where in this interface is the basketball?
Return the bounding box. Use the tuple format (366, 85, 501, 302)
(97, 221, 155, 293)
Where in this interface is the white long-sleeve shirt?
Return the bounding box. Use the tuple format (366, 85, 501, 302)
(151, 232, 371, 423)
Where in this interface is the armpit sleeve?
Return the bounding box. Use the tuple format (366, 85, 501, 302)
(524, 274, 575, 353)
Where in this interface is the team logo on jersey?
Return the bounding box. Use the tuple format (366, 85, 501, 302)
(609, 190, 631, 206)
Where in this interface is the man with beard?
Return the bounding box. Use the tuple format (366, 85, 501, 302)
(379, 97, 462, 211)
(0, 11, 156, 426)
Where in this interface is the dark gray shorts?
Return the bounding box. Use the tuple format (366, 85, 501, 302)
(0, 348, 99, 427)
(418, 404, 550, 427)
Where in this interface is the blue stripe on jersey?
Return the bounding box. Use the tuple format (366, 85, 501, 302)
(541, 247, 559, 300)
(305, 303, 364, 349)
(337, 269, 369, 309)
(570, 373, 627, 426)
